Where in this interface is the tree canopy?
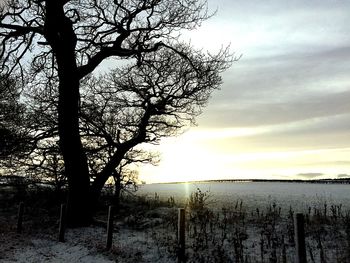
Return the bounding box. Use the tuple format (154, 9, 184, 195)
(0, 75, 27, 158)
(0, 0, 234, 226)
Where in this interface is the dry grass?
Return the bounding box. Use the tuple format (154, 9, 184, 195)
(1, 186, 350, 262)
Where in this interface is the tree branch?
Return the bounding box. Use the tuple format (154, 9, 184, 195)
(76, 41, 164, 78)
(0, 22, 43, 35)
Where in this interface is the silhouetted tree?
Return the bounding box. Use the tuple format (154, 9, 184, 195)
(0, 0, 233, 226)
(0, 75, 27, 158)
(109, 150, 159, 208)
(82, 48, 231, 200)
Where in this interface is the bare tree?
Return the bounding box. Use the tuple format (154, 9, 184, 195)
(0, 74, 27, 158)
(109, 149, 159, 208)
(79, 47, 231, 199)
(1, 0, 233, 226)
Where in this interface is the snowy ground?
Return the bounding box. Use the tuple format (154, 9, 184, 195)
(2, 205, 348, 263)
(1, 227, 171, 263)
(0, 208, 175, 263)
(137, 181, 350, 211)
(1, 228, 114, 263)
(1, 182, 350, 262)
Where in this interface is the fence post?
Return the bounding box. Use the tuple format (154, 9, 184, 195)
(281, 235, 287, 263)
(178, 208, 186, 263)
(17, 202, 24, 233)
(294, 213, 307, 263)
(58, 204, 66, 242)
(106, 205, 114, 250)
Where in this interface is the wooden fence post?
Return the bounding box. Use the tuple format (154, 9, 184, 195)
(281, 235, 287, 263)
(58, 204, 66, 242)
(178, 208, 186, 263)
(294, 213, 307, 263)
(17, 202, 24, 233)
(106, 205, 114, 250)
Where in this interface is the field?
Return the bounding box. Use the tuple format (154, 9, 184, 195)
(137, 181, 350, 211)
(1, 181, 350, 262)
(136, 182, 350, 262)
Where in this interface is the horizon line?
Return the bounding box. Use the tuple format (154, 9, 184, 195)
(143, 177, 350, 185)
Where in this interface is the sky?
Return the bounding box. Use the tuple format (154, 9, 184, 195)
(139, 0, 350, 183)
(3, 0, 348, 183)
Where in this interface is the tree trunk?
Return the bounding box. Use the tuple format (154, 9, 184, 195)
(58, 73, 92, 227)
(90, 120, 149, 200)
(91, 147, 129, 199)
(45, 1, 92, 227)
(113, 173, 122, 208)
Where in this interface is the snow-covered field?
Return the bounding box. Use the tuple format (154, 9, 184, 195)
(1, 209, 174, 263)
(2, 182, 350, 262)
(137, 181, 350, 211)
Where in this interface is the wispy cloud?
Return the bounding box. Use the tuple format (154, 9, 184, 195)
(297, 172, 324, 179)
(337, 174, 350, 178)
(141, 0, 350, 182)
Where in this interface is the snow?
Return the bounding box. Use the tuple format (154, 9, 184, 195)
(2, 228, 113, 263)
(137, 181, 350, 211)
(1, 214, 174, 262)
(1, 182, 350, 262)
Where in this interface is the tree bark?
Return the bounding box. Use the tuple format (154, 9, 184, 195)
(57, 72, 92, 227)
(45, 1, 92, 227)
(91, 148, 128, 196)
(113, 173, 122, 209)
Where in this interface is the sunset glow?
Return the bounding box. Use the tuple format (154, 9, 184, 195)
(136, 0, 350, 183)
(139, 131, 350, 183)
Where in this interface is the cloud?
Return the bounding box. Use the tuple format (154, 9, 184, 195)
(206, 0, 350, 55)
(197, 0, 350, 130)
(205, 112, 350, 140)
(226, 46, 350, 99)
(337, 174, 350, 178)
(200, 93, 350, 128)
(199, 44, 350, 131)
(297, 173, 324, 179)
(146, 0, 350, 181)
(196, 117, 350, 153)
(301, 161, 350, 168)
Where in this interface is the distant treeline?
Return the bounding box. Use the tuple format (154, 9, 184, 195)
(198, 178, 350, 184)
(161, 178, 350, 185)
